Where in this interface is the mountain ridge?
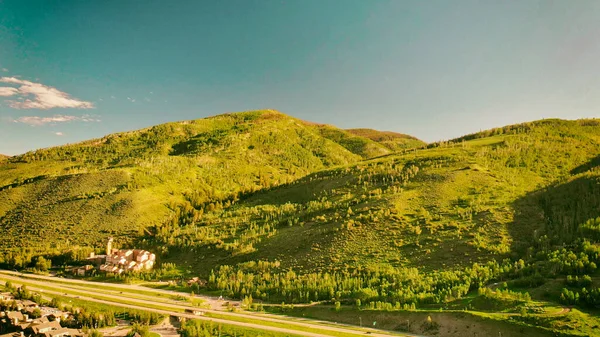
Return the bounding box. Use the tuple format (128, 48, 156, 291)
(8, 110, 423, 159)
(1, 112, 598, 258)
(2, 112, 600, 336)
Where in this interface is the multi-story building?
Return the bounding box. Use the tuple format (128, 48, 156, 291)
(95, 238, 156, 274)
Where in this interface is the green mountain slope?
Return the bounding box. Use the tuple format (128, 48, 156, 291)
(2, 113, 600, 336)
(314, 124, 393, 159)
(0, 110, 365, 256)
(1, 115, 599, 272)
(346, 128, 426, 151)
(160, 119, 600, 274)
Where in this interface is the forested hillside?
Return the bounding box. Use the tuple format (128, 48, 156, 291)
(346, 128, 426, 151)
(1, 112, 600, 335)
(315, 124, 393, 159)
(0, 110, 365, 259)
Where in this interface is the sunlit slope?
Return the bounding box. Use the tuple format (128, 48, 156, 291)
(1, 115, 599, 279)
(346, 128, 426, 151)
(158, 119, 600, 274)
(314, 125, 393, 159)
(0, 110, 373, 255)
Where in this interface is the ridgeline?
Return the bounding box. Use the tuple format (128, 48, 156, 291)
(1, 111, 600, 336)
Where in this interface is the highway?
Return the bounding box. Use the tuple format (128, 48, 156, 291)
(0, 270, 418, 337)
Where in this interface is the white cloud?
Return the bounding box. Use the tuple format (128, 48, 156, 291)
(55, 132, 64, 136)
(13, 114, 100, 126)
(0, 77, 94, 110)
(0, 87, 18, 96)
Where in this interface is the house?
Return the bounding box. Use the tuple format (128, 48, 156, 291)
(73, 265, 94, 277)
(29, 321, 61, 335)
(21, 300, 38, 309)
(0, 292, 14, 301)
(85, 254, 106, 267)
(39, 308, 68, 323)
(19, 320, 87, 337)
(43, 328, 86, 337)
(6, 311, 25, 326)
(29, 317, 49, 325)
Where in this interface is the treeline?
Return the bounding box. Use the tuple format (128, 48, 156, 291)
(477, 287, 531, 302)
(560, 287, 600, 307)
(0, 245, 99, 271)
(206, 259, 526, 305)
(203, 235, 600, 307)
(579, 217, 600, 241)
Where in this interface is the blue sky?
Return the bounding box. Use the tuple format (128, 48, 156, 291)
(1, 0, 599, 155)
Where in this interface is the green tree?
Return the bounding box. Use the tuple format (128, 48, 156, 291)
(35, 256, 51, 271)
(31, 307, 42, 318)
(127, 323, 150, 337)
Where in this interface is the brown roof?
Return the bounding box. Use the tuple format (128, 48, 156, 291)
(6, 311, 25, 320)
(31, 317, 50, 324)
(31, 320, 62, 334)
(46, 329, 87, 337)
(44, 328, 73, 337)
(22, 300, 38, 307)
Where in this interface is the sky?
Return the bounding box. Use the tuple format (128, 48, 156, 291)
(1, 0, 600, 155)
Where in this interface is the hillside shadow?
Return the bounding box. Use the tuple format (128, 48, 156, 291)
(570, 154, 600, 175)
(170, 138, 200, 156)
(0, 174, 49, 192)
(170, 130, 228, 156)
(509, 161, 600, 255)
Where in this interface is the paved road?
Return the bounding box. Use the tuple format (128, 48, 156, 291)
(0, 270, 417, 337)
(0, 270, 233, 310)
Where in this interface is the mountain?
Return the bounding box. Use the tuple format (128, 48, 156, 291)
(0, 110, 407, 256)
(314, 124, 394, 159)
(346, 128, 426, 151)
(1, 113, 599, 268)
(2, 112, 600, 335)
(172, 118, 600, 272)
(312, 126, 426, 160)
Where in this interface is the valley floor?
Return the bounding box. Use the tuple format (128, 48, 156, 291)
(2, 270, 593, 337)
(0, 270, 413, 337)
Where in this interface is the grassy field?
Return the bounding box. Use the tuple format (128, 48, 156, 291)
(264, 305, 599, 337)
